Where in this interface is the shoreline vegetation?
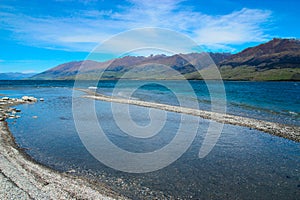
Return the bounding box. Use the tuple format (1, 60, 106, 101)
(79, 89, 300, 143)
(0, 97, 124, 200)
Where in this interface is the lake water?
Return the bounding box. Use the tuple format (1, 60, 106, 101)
(1, 80, 299, 199)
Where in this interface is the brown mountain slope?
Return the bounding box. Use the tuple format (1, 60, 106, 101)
(30, 38, 300, 81)
(220, 38, 300, 69)
(31, 52, 230, 80)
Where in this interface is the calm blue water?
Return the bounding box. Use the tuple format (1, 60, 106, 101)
(1, 80, 299, 125)
(1, 80, 300, 199)
(92, 80, 300, 126)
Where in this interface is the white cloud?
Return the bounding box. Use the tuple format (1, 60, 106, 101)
(0, 1, 273, 52)
(195, 8, 272, 45)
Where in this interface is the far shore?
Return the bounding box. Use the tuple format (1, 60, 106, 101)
(79, 89, 300, 143)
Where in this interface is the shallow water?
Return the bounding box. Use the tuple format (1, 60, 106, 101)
(1, 80, 300, 199)
(1, 80, 299, 125)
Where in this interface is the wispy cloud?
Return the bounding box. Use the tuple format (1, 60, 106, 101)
(195, 8, 272, 47)
(0, 0, 273, 52)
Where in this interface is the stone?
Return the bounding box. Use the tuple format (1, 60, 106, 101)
(28, 97, 37, 102)
(67, 169, 76, 173)
(22, 96, 37, 102)
(22, 96, 29, 101)
(2, 97, 9, 101)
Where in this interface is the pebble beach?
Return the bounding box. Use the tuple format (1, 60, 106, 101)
(0, 96, 123, 200)
(0, 92, 299, 199)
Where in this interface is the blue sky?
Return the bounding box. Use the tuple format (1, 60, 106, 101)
(0, 0, 299, 73)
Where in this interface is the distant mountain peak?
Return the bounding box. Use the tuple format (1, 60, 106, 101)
(29, 38, 300, 81)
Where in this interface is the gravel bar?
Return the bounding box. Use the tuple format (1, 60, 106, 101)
(79, 89, 300, 143)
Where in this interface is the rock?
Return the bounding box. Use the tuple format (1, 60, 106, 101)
(22, 96, 29, 101)
(39, 98, 44, 101)
(67, 169, 76, 173)
(28, 97, 37, 102)
(15, 109, 21, 112)
(22, 96, 37, 102)
(2, 97, 9, 101)
(7, 108, 13, 113)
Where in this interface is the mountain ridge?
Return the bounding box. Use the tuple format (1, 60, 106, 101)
(220, 38, 300, 69)
(25, 38, 300, 81)
(0, 72, 37, 80)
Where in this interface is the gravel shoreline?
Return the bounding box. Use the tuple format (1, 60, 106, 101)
(0, 97, 125, 200)
(79, 89, 300, 143)
(1, 91, 299, 199)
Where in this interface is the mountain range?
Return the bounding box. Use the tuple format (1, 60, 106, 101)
(5, 38, 300, 81)
(0, 72, 36, 80)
